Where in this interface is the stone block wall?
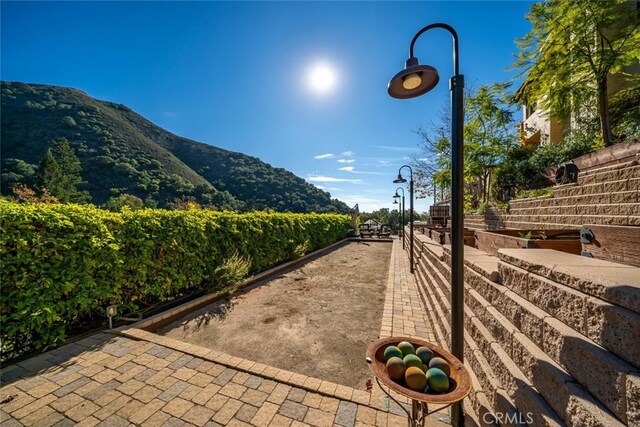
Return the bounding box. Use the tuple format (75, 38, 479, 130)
(408, 232, 640, 426)
(465, 161, 640, 231)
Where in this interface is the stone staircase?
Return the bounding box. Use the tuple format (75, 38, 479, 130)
(409, 233, 640, 426)
(465, 160, 640, 231)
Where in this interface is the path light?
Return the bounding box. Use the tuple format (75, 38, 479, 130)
(106, 305, 118, 329)
(393, 187, 406, 248)
(393, 166, 414, 274)
(388, 22, 465, 426)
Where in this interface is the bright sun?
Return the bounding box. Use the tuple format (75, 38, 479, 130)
(308, 63, 337, 93)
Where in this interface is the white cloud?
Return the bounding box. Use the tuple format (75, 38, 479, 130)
(341, 151, 355, 157)
(314, 153, 335, 159)
(306, 175, 362, 184)
(337, 159, 356, 164)
(338, 166, 386, 176)
(373, 145, 417, 152)
(162, 111, 179, 117)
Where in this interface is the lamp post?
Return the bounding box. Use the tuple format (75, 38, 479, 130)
(393, 166, 414, 274)
(393, 187, 406, 247)
(387, 23, 465, 426)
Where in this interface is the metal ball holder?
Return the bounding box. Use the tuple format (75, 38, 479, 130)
(366, 336, 471, 427)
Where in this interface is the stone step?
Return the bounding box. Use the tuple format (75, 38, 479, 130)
(415, 271, 501, 427)
(553, 178, 640, 198)
(497, 249, 640, 313)
(508, 195, 554, 209)
(466, 264, 636, 424)
(415, 271, 498, 427)
(509, 213, 638, 226)
(416, 243, 630, 425)
(578, 161, 640, 186)
(498, 261, 640, 368)
(414, 258, 515, 424)
(580, 159, 638, 176)
(509, 202, 640, 217)
(512, 190, 640, 209)
(415, 248, 574, 426)
(441, 245, 499, 282)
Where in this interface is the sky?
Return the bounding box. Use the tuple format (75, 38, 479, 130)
(1, 1, 533, 213)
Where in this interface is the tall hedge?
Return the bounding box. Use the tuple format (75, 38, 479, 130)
(0, 200, 350, 360)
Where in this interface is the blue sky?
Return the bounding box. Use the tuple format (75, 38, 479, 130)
(1, 1, 533, 212)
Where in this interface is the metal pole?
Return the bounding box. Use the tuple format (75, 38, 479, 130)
(450, 73, 465, 427)
(409, 179, 414, 274)
(402, 195, 405, 248)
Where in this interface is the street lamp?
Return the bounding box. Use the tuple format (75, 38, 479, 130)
(388, 23, 465, 426)
(393, 166, 414, 274)
(393, 187, 406, 248)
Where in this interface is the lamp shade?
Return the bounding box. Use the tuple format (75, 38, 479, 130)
(393, 199, 398, 204)
(393, 174, 407, 184)
(388, 57, 440, 99)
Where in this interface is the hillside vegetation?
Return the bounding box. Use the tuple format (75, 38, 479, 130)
(1, 81, 348, 212)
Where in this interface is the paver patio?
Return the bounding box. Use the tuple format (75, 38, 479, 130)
(0, 238, 449, 426)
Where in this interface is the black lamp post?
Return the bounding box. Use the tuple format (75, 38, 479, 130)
(388, 23, 465, 426)
(393, 166, 414, 274)
(393, 187, 406, 247)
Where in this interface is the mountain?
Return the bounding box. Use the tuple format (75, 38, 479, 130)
(1, 81, 349, 213)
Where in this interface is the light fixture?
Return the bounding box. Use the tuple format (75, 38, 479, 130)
(392, 166, 414, 273)
(393, 173, 407, 184)
(388, 57, 440, 99)
(388, 22, 465, 426)
(106, 305, 118, 329)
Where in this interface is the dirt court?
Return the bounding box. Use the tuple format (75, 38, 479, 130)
(158, 241, 392, 389)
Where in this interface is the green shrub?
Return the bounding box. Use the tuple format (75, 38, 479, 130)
(513, 187, 553, 200)
(494, 137, 595, 197)
(0, 200, 349, 360)
(211, 251, 251, 292)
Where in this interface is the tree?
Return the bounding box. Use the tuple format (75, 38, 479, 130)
(413, 104, 453, 203)
(1, 158, 36, 187)
(513, 0, 640, 146)
(464, 83, 518, 203)
(35, 149, 64, 197)
(34, 138, 91, 203)
(413, 84, 517, 207)
(104, 194, 145, 211)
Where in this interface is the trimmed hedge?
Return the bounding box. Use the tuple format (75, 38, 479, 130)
(0, 200, 350, 360)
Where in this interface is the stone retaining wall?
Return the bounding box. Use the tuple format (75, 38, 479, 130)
(408, 232, 640, 426)
(465, 161, 640, 231)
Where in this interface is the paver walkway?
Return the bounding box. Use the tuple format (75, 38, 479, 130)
(0, 238, 448, 427)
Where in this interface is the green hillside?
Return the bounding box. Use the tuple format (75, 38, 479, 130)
(1, 81, 349, 212)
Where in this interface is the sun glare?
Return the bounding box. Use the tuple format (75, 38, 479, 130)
(308, 63, 337, 93)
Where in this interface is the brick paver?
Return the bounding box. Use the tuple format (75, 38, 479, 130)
(0, 238, 448, 426)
